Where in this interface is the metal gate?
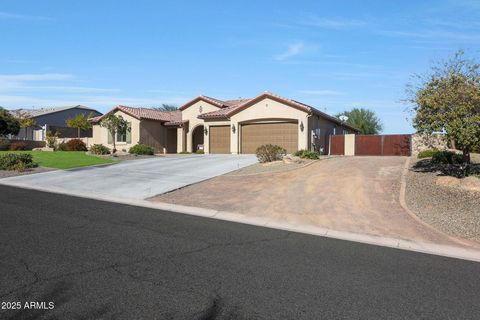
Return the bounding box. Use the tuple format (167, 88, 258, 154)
(329, 135, 345, 155)
(329, 134, 411, 156)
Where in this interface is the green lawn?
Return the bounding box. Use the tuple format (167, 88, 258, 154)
(0, 151, 118, 169)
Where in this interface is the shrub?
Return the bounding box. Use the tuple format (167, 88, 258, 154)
(431, 150, 464, 165)
(179, 151, 191, 154)
(294, 149, 320, 159)
(195, 150, 205, 154)
(45, 130, 59, 148)
(129, 144, 154, 155)
(90, 144, 110, 155)
(301, 151, 320, 159)
(65, 139, 87, 151)
(56, 142, 67, 151)
(255, 144, 286, 163)
(294, 149, 307, 157)
(0, 153, 36, 171)
(417, 149, 437, 159)
(10, 141, 28, 151)
(0, 137, 10, 151)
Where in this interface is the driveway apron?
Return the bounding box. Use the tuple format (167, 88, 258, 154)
(0, 155, 257, 200)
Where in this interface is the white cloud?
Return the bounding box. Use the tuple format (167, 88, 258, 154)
(274, 42, 306, 61)
(0, 94, 190, 110)
(302, 15, 367, 29)
(376, 29, 480, 42)
(0, 11, 50, 21)
(0, 73, 119, 95)
(0, 73, 72, 82)
(299, 90, 344, 96)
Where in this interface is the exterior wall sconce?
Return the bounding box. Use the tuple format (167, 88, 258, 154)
(204, 127, 208, 136)
(299, 121, 304, 132)
(231, 124, 236, 134)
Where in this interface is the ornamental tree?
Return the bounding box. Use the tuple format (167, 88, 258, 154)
(407, 50, 480, 166)
(100, 114, 130, 153)
(66, 113, 93, 138)
(15, 111, 36, 139)
(335, 108, 383, 134)
(0, 107, 20, 136)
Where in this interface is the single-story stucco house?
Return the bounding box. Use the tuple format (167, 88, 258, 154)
(90, 92, 358, 154)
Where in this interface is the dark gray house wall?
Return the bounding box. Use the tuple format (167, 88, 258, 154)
(33, 107, 102, 127)
(13, 107, 102, 140)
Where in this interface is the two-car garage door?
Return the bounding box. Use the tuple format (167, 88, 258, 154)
(240, 122, 298, 154)
(208, 122, 299, 154)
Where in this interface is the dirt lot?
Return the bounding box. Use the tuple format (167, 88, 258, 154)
(153, 157, 470, 246)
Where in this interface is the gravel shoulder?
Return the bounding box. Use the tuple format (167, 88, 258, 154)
(0, 167, 54, 179)
(406, 158, 480, 242)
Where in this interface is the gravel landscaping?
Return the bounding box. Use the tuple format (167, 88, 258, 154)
(0, 167, 54, 179)
(226, 155, 334, 176)
(406, 158, 480, 242)
(226, 159, 315, 176)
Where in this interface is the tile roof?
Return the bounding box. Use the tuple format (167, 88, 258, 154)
(197, 92, 359, 132)
(90, 105, 182, 125)
(10, 105, 98, 118)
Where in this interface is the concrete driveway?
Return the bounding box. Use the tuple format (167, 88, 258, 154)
(153, 156, 473, 247)
(0, 155, 257, 200)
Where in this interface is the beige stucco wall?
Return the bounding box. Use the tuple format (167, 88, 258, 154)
(177, 127, 186, 153)
(91, 110, 140, 152)
(230, 98, 309, 154)
(180, 101, 220, 152)
(344, 134, 355, 156)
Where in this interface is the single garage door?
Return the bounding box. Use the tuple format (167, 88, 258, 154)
(209, 126, 230, 154)
(241, 122, 298, 154)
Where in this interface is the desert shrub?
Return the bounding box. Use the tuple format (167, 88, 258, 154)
(10, 141, 28, 150)
(56, 142, 67, 151)
(0, 153, 36, 171)
(431, 150, 464, 165)
(294, 149, 319, 159)
(294, 149, 307, 157)
(0, 137, 10, 151)
(90, 144, 110, 155)
(45, 130, 59, 148)
(129, 144, 154, 155)
(255, 144, 286, 163)
(65, 139, 87, 151)
(300, 151, 319, 159)
(417, 149, 437, 159)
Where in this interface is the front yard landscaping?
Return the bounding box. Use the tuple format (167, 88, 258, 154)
(406, 154, 480, 242)
(0, 151, 118, 170)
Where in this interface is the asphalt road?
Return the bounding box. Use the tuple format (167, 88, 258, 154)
(1, 185, 479, 319)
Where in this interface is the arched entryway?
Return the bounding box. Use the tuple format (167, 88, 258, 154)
(192, 125, 204, 152)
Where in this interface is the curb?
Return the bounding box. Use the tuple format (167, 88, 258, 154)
(1, 180, 480, 263)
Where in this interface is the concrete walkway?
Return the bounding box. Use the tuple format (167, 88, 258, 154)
(0, 154, 257, 200)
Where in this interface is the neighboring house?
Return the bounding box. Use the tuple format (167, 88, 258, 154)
(10, 105, 102, 140)
(91, 92, 358, 154)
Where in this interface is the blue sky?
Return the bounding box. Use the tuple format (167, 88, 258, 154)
(1, 0, 480, 133)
